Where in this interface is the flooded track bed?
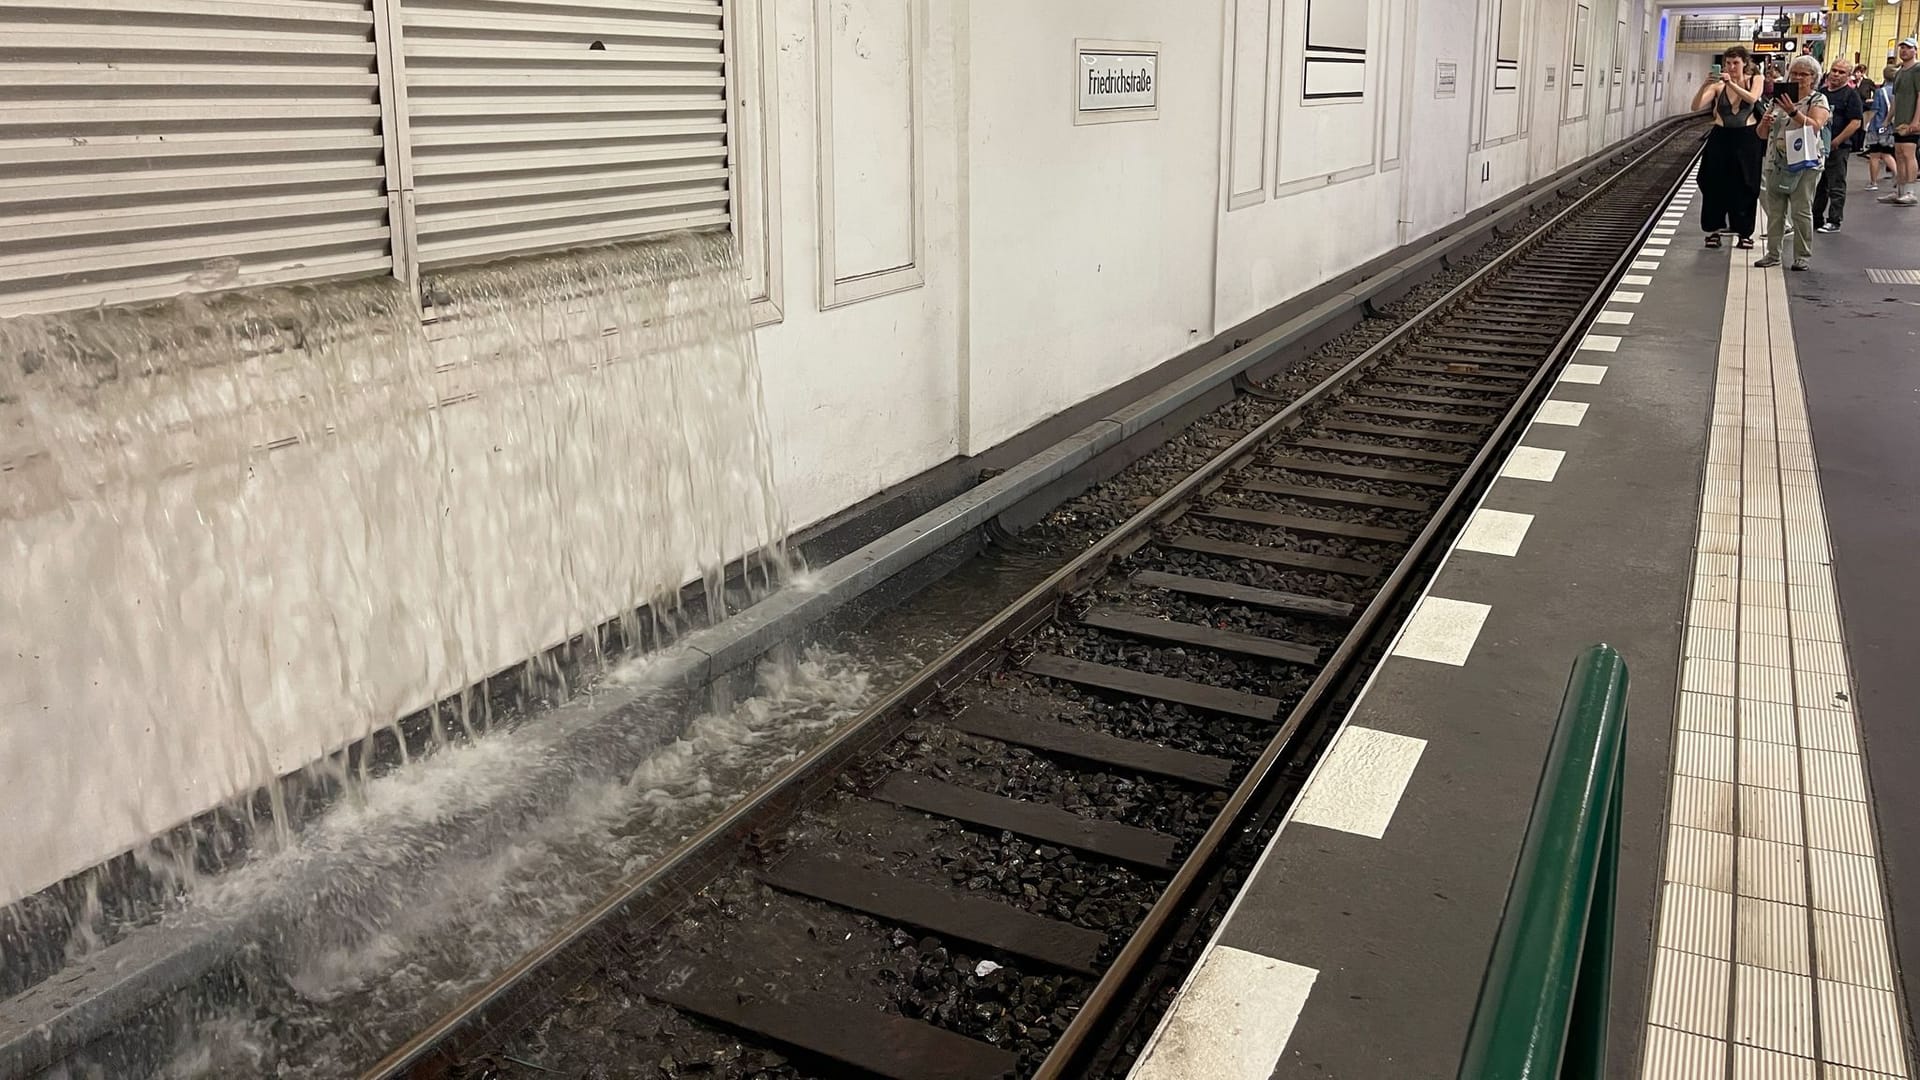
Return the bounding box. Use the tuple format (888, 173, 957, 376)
(361, 122, 1707, 1080)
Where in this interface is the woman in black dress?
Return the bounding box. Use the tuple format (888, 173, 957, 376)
(1692, 46, 1767, 249)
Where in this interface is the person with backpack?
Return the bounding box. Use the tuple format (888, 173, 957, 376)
(1755, 55, 1833, 270)
(1866, 65, 1898, 190)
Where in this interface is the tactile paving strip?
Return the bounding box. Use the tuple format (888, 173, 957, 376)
(1643, 226, 1912, 1079)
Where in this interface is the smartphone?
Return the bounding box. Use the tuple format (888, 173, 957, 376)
(1773, 80, 1794, 99)
(1712, 62, 1723, 77)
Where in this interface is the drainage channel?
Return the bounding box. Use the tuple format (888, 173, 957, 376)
(355, 123, 1708, 1080)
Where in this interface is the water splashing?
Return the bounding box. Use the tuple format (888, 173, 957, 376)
(0, 233, 791, 974)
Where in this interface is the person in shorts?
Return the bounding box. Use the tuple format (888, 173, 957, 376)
(1883, 38, 1920, 207)
(1867, 65, 1898, 190)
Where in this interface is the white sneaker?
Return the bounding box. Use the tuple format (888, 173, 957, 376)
(1880, 191, 1906, 203)
(1867, 183, 1880, 191)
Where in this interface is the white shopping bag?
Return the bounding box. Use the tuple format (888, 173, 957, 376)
(1786, 129, 1823, 173)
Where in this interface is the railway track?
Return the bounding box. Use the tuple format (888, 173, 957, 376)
(368, 121, 1706, 1080)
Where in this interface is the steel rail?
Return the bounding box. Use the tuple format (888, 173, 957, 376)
(364, 117, 1706, 1080)
(1036, 125, 1705, 1079)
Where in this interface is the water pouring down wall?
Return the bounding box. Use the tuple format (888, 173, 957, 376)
(0, 232, 789, 910)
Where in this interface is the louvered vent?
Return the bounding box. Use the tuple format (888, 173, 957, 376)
(399, 0, 731, 271)
(0, 0, 395, 317)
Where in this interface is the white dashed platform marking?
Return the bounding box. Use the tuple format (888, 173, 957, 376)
(1623, 274, 1655, 285)
(1458, 508, 1535, 556)
(1391, 596, 1491, 666)
(1293, 727, 1427, 839)
(1561, 363, 1608, 385)
(1130, 947, 1318, 1080)
(1581, 334, 1622, 352)
(1501, 446, 1564, 482)
(1613, 290, 1646, 303)
(1534, 399, 1590, 426)
(1597, 310, 1635, 325)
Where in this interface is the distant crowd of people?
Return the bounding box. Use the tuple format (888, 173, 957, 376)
(1692, 38, 1920, 271)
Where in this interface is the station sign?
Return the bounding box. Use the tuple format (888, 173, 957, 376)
(1076, 40, 1159, 125)
(1826, 0, 1860, 13)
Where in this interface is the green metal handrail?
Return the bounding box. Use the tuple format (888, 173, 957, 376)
(1458, 644, 1632, 1080)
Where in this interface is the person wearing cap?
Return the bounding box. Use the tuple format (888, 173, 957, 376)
(1884, 37, 1920, 207)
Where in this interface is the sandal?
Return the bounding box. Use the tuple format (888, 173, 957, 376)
(1706, 233, 1723, 248)
(1736, 237, 1755, 250)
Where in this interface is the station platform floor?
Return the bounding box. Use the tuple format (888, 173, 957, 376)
(1128, 162, 1920, 1079)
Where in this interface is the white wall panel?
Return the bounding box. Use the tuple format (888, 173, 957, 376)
(814, 0, 924, 307)
(1379, 0, 1409, 171)
(1610, 12, 1627, 112)
(1525, 0, 1564, 178)
(732, 0, 785, 324)
(1303, 57, 1369, 98)
(1480, 0, 1527, 143)
(1307, 0, 1369, 51)
(1216, 0, 1402, 329)
(1566, 0, 1591, 118)
(1226, 0, 1275, 209)
(1496, 0, 1525, 88)
(1636, 5, 1650, 111)
(1400, 0, 1474, 235)
(1278, 0, 1380, 186)
(962, 0, 1222, 452)
(752, 0, 958, 522)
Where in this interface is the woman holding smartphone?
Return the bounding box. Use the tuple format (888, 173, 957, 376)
(1755, 55, 1833, 270)
(1693, 46, 1766, 249)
